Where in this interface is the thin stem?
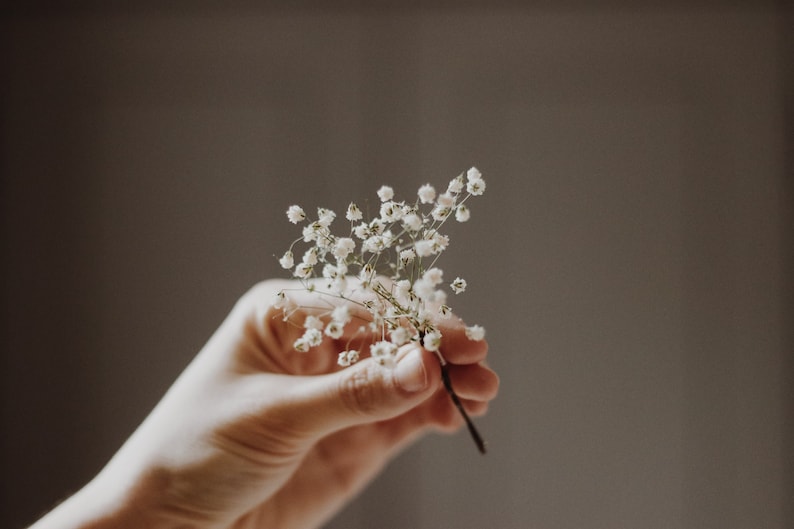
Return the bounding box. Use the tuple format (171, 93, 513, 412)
(440, 362, 487, 454)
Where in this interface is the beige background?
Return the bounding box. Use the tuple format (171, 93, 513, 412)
(2, 3, 791, 528)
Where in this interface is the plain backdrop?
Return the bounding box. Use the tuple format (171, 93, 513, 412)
(1, 2, 792, 529)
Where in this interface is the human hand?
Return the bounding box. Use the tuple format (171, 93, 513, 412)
(31, 279, 498, 529)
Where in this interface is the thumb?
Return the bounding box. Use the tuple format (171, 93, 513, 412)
(287, 346, 441, 438)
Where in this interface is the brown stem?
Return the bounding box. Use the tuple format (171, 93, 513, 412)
(440, 362, 487, 454)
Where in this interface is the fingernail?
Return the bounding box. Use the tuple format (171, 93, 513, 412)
(395, 348, 428, 392)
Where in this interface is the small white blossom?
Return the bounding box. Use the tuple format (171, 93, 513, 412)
(379, 201, 404, 222)
(331, 305, 351, 325)
(395, 279, 412, 301)
(390, 326, 411, 346)
(415, 308, 433, 331)
(418, 184, 436, 204)
(414, 239, 434, 257)
(431, 205, 451, 221)
(466, 178, 486, 196)
(413, 277, 435, 301)
(455, 205, 470, 222)
(377, 185, 394, 202)
(302, 248, 319, 266)
(294, 262, 313, 279)
(447, 175, 465, 194)
(273, 290, 287, 309)
(399, 248, 416, 265)
(317, 207, 336, 227)
(358, 267, 375, 289)
(465, 324, 486, 341)
(466, 167, 482, 181)
(333, 237, 355, 259)
(423, 267, 444, 286)
(422, 330, 442, 352)
(346, 202, 363, 221)
(322, 263, 340, 279)
(439, 304, 452, 318)
(294, 337, 310, 353)
(287, 205, 306, 224)
(353, 223, 369, 239)
(369, 218, 386, 235)
(402, 212, 423, 232)
(302, 327, 323, 347)
(337, 349, 360, 367)
(302, 223, 321, 243)
(279, 250, 294, 269)
(450, 277, 467, 294)
(432, 288, 448, 305)
(437, 192, 456, 208)
(324, 321, 344, 339)
(370, 340, 398, 367)
(304, 315, 323, 330)
(362, 235, 387, 254)
(430, 231, 449, 252)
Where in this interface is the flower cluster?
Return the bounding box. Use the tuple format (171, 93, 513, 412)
(277, 167, 487, 369)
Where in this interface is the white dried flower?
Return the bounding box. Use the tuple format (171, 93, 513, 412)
(331, 305, 351, 325)
(466, 178, 486, 196)
(293, 262, 313, 279)
(418, 184, 436, 204)
(423, 267, 444, 286)
(294, 337, 310, 352)
(279, 250, 294, 269)
(413, 277, 435, 301)
(302, 248, 318, 266)
(346, 202, 363, 221)
(317, 207, 336, 227)
(380, 201, 404, 222)
(399, 248, 416, 265)
(302, 327, 323, 347)
(273, 290, 288, 309)
(402, 212, 423, 232)
(337, 349, 360, 366)
(422, 330, 442, 352)
(287, 205, 306, 224)
(455, 205, 470, 222)
(465, 324, 486, 341)
(279, 169, 488, 385)
(353, 223, 369, 239)
(377, 185, 394, 202)
(333, 237, 355, 259)
(447, 175, 465, 194)
(431, 205, 451, 221)
(303, 315, 323, 330)
(324, 321, 344, 339)
(437, 192, 456, 208)
(370, 340, 398, 367)
(414, 239, 434, 257)
(390, 326, 412, 346)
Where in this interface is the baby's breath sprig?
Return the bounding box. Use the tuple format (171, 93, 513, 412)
(277, 167, 488, 453)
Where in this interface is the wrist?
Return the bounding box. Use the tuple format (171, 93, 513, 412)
(29, 464, 187, 529)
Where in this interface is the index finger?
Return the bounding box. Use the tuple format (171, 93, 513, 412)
(436, 318, 488, 365)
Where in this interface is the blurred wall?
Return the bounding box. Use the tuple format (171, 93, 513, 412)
(1, 3, 791, 529)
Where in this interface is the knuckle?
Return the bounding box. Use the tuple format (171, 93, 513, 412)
(337, 364, 385, 417)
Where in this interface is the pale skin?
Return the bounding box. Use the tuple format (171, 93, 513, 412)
(30, 280, 499, 529)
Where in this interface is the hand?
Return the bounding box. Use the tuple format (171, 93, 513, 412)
(31, 280, 499, 529)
